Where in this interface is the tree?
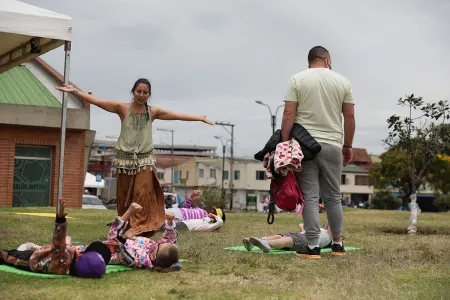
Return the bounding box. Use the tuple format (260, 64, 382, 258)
(384, 95, 449, 234)
(198, 186, 229, 210)
(434, 194, 450, 212)
(370, 149, 450, 207)
(370, 191, 402, 210)
(426, 154, 450, 195)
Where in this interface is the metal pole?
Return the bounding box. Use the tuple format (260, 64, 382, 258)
(221, 145, 225, 199)
(57, 41, 71, 212)
(102, 155, 105, 179)
(271, 115, 276, 134)
(215, 122, 235, 210)
(171, 130, 174, 192)
(230, 125, 234, 210)
(157, 128, 174, 192)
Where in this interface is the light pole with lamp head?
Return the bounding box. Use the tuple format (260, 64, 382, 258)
(255, 100, 284, 134)
(214, 136, 232, 200)
(157, 128, 174, 192)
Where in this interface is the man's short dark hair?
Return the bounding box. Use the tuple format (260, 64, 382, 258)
(308, 46, 330, 64)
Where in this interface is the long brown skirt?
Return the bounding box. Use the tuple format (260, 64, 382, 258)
(116, 168, 165, 237)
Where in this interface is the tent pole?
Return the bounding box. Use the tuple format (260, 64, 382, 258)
(56, 41, 71, 213)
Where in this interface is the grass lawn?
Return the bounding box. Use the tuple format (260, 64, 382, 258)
(0, 207, 449, 300)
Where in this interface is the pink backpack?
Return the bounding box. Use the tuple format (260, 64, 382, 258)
(267, 171, 304, 224)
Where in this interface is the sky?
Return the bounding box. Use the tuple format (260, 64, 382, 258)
(26, 0, 450, 158)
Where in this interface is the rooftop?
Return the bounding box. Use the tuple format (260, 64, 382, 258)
(342, 164, 369, 174)
(0, 64, 61, 107)
(155, 155, 193, 169)
(0, 57, 88, 109)
(93, 140, 217, 157)
(351, 148, 374, 169)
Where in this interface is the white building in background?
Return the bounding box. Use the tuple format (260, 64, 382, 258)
(158, 157, 270, 211)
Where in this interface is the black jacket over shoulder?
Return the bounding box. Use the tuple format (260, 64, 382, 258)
(254, 123, 322, 162)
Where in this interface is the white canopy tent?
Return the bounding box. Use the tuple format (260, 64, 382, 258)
(0, 0, 73, 210)
(84, 172, 105, 189)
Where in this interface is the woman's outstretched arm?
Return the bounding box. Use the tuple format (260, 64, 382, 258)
(56, 84, 122, 115)
(151, 106, 214, 125)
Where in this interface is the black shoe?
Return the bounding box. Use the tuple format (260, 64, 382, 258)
(331, 243, 345, 256)
(296, 247, 321, 259)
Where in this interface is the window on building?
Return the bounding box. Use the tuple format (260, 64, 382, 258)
(234, 170, 240, 180)
(199, 169, 204, 178)
(185, 171, 189, 179)
(13, 146, 52, 207)
(341, 174, 346, 185)
(256, 171, 266, 180)
(157, 172, 165, 180)
(210, 168, 216, 179)
(179, 170, 182, 179)
(223, 170, 229, 180)
(355, 175, 371, 186)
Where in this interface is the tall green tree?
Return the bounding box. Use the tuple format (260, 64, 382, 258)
(383, 95, 449, 234)
(370, 150, 450, 206)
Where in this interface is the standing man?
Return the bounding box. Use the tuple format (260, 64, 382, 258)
(281, 46, 355, 259)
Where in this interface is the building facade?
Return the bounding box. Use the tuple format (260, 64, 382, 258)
(0, 58, 94, 208)
(341, 148, 374, 205)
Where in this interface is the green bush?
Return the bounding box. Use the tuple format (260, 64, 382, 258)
(371, 191, 402, 210)
(435, 194, 450, 212)
(197, 186, 229, 210)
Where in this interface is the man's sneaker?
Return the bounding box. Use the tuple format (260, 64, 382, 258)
(296, 247, 321, 259)
(331, 243, 345, 256)
(242, 238, 254, 251)
(249, 237, 271, 253)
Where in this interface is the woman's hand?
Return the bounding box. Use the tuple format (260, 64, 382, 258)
(56, 84, 76, 93)
(198, 116, 214, 125)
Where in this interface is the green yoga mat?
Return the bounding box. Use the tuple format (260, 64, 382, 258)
(0, 259, 189, 279)
(0, 264, 132, 279)
(224, 246, 361, 255)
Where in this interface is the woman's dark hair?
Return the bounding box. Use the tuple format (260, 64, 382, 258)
(131, 78, 151, 121)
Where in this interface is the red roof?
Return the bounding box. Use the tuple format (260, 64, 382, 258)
(33, 57, 89, 109)
(351, 148, 373, 169)
(155, 155, 192, 169)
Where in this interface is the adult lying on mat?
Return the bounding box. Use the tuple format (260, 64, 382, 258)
(166, 190, 226, 223)
(175, 213, 223, 232)
(18, 203, 181, 272)
(242, 223, 332, 256)
(0, 200, 111, 278)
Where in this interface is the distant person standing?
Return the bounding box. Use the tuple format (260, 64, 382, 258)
(262, 195, 269, 213)
(280, 46, 355, 259)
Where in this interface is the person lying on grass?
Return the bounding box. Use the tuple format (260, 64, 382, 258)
(242, 223, 332, 254)
(165, 190, 226, 223)
(107, 203, 181, 272)
(175, 212, 223, 232)
(0, 199, 111, 278)
(17, 203, 181, 272)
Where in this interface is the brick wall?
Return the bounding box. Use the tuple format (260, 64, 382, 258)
(0, 125, 85, 208)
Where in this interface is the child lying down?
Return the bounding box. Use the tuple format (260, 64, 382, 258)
(14, 203, 181, 272)
(242, 223, 332, 254)
(175, 213, 223, 232)
(0, 199, 111, 278)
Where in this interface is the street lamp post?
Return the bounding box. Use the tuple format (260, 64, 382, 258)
(255, 100, 284, 134)
(214, 136, 232, 200)
(157, 128, 174, 192)
(215, 122, 235, 210)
